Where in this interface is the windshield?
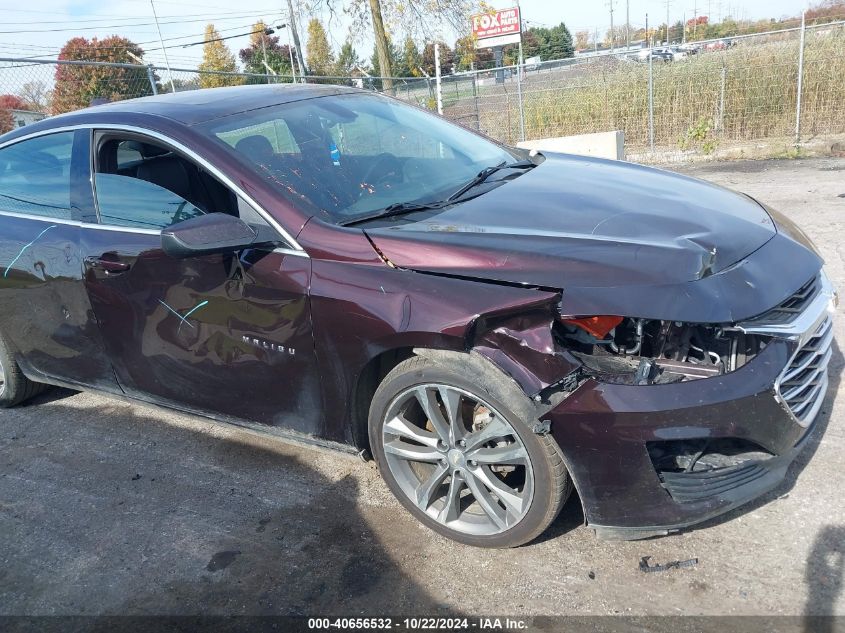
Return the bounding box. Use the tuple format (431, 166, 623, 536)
(198, 92, 517, 225)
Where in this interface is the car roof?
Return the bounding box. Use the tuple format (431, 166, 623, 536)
(0, 83, 366, 142)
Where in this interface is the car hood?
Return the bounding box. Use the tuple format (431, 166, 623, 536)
(365, 153, 822, 323)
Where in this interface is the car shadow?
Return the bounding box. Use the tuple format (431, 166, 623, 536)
(533, 490, 586, 545)
(0, 400, 447, 616)
(20, 386, 78, 406)
(804, 525, 845, 629)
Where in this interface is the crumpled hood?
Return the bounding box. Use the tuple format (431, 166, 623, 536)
(365, 153, 776, 288)
(365, 153, 823, 323)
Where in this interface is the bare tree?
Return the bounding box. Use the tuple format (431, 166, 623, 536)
(19, 81, 51, 112)
(314, 0, 479, 89)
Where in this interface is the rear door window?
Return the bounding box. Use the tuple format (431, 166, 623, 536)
(0, 132, 75, 220)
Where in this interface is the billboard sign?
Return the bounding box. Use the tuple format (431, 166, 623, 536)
(472, 7, 522, 49)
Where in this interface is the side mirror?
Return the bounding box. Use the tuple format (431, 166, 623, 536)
(161, 213, 263, 258)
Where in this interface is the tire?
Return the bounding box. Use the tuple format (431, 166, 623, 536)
(0, 331, 44, 408)
(368, 354, 572, 548)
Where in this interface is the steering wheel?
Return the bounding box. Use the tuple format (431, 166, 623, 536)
(359, 152, 406, 195)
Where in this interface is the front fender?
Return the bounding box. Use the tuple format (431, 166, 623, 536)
(472, 309, 580, 398)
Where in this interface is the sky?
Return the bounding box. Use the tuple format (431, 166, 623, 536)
(0, 0, 814, 71)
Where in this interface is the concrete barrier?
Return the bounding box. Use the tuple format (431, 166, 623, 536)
(517, 130, 625, 161)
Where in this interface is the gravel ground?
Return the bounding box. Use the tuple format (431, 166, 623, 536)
(1, 158, 843, 618)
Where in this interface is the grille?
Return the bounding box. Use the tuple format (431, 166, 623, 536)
(749, 274, 821, 326)
(778, 315, 834, 426)
(660, 463, 769, 503)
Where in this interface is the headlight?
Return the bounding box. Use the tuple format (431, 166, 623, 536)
(555, 315, 768, 385)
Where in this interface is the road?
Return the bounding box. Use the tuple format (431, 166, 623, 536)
(1, 158, 843, 617)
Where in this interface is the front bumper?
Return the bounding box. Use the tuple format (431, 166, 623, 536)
(547, 273, 836, 539)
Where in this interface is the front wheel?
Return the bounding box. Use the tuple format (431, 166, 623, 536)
(368, 355, 572, 548)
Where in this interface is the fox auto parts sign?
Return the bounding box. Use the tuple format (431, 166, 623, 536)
(472, 7, 522, 48)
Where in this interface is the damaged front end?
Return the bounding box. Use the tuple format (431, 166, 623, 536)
(556, 315, 766, 386)
(471, 271, 836, 540)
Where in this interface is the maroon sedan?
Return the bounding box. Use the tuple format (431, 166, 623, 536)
(0, 85, 835, 547)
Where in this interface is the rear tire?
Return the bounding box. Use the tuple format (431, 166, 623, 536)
(0, 332, 44, 408)
(368, 354, 572, 548)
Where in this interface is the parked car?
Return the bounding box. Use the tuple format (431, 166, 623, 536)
(0, 85, 835, 547)
(524, 56, 542, 71)
(636, 47, 674, 62)
(670, 46, 689, 60)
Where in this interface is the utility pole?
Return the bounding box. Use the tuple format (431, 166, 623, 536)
(150, 0, 176, 92)
(275, 24, 297, 83)
(665, 0, 671, 44)
(626, 0, 630, 50)
(594, 27, 599, 53)
(693, 0, 699, 39)
(261, 31, 270, 83)
(608, 0, 615, 53)
(285, 0, 306, 80)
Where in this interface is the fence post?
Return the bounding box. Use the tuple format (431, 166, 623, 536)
(146, 65, 158, 95)
(717, 66, 726, 132)
(435, 44, 443, 115)
(795, 10, 806, 145)
(505, 92, 512, 144)
(648, 52, 655, 152)
(516, 63, 526, 142)
(473, 74, 481, 132)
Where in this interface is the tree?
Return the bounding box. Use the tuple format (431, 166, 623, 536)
(402, 37, 423, 77)
(0, 95, 29, 111)
(0, 108, 13, 135)
(50, 36, 152, 114)
(315, 0, 476, 90)
(369, 38, 402, 77)
(544, 23, 575, 59)
(575, 30, 591, 51)
(520, 23, 574, 61)
(19, 81, 50, 112)
(2, 88, 45, 133)
(454, 35, 494, 72)
(306, 18, 335, 76)
(421, 41, 454, 76)
(239, 20, 297, 80)
(334, 41, 362, 77)
(198, 24, 241, 88)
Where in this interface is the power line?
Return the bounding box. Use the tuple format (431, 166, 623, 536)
(0, 9, 274, 27)
(0, 19, 281, 57)
(0, 13, 282, 34)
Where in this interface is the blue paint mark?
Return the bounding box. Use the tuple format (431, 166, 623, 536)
(3, 225, 58, 278)
(179, 300, 209, 333)
(158, 299, 209, 333)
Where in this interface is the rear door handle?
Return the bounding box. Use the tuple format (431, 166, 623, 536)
(86, 255, 132, 274)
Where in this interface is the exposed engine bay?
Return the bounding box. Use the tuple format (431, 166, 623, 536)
(555, 316, 768, 385)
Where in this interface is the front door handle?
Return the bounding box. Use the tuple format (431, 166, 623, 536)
(86, 255, 131, 274)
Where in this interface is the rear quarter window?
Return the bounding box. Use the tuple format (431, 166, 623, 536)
(0, 132, 75, 220)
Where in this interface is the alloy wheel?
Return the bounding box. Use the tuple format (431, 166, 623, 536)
(381, 384, 534, 536)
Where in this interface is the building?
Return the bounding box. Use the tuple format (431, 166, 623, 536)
(9, 109, 47, 129)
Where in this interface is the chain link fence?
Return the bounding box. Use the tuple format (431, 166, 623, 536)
(2, 20, 844, 162)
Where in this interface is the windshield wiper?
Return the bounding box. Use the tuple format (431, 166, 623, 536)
(447, 159, 536, 202)
(340, 159, 536, 227)
(340, 200, 449, 227)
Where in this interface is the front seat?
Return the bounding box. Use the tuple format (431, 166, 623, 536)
(136, 157, 194, 205)
(234, 135, 275, 167)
